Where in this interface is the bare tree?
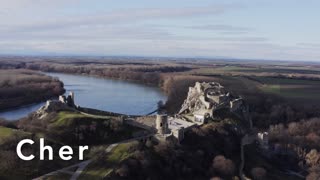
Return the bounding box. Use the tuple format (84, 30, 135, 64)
(251, 167, 267, 180)
(212, 155, 235, 176)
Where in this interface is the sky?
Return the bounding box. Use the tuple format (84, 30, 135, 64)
(0, 0, 319, 61)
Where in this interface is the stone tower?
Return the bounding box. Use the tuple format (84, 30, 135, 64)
(69, 91, 75, 102)
(156, 114, 169, 135)
(66, 91, 75, 107)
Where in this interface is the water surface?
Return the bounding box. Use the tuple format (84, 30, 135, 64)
(0, 72, 167, 120)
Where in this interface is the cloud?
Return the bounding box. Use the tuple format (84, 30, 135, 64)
(0, 4, 240, 43)
(0, 36, 318, 61)
(0, 0, 79, 10)
(0, 23, 177, 42)
(0, 22, 267, 45)
(0, 4, 236, 32)
(187, 24, 253, 34)
(209, 37, 267, 42)
(297, 43, 320, 48)
(0, 1, 318, 61)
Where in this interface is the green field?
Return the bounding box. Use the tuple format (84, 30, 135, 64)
(252, 77, 320, 100)
(191, 65, 320, 76)
(52, 111, 112, 127)
(216, 75, 320, 102)
(0, 126, 14, 143)
(79, 142, 136, 180)
(191, 66, 253, 75)
(49, 111, 143, 145)
(0, 126, 30, 145)
(0, 126, 14, 137)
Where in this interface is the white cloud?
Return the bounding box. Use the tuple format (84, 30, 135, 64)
(297, 43, 320, 48)
(0, 4, 235, 29)
(0, 1, 318, 61)
(187, 24, 253, 34)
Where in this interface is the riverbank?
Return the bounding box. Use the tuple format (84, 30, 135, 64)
(0, 69, 65, 112)
(0, 72, 167, 120)
(2, 59, 320, 128)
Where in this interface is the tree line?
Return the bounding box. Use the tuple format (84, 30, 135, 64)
(0, 69, 65, 111)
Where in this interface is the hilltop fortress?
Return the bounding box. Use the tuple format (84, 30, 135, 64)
(179, 82, 243, 124)
(35, 82, 246, 143)
(152, 82, 244, 142)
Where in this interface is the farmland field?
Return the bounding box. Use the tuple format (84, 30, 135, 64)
(251, 77, 320, 100)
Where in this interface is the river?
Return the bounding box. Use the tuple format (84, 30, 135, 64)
(0, 72, 167, 120)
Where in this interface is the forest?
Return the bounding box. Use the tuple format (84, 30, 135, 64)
(0, 69, 65, 111)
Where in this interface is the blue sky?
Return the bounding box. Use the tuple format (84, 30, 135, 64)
(0, 0, 319, 61)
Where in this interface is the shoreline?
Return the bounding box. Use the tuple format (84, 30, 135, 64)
(0, 71, 167, 120)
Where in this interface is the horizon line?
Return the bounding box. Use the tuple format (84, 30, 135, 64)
(0, 54, 319, 64)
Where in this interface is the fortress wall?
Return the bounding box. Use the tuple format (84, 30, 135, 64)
(124, 119, 157, 132)
(77, 107, 128, 117)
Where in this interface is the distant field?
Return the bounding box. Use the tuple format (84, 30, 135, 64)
(191, 66, 253, 75)
(245, 76, 320, 101)
(197, 74, 320, 103)
(191, 65, 320, 77)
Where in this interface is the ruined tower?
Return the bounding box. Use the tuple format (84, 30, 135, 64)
(156, 114, 169, 135)
(69, 91, 75, 102)
(66, 91, 75, 107)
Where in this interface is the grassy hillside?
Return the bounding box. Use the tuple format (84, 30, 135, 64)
(0, 111, 145, 179)
(52, 111, 142, 143)
(0, 126, 30, 145)
(79, 142, 136, 180)
(51, 111, 112, 127)
(0, 126, 14, 140)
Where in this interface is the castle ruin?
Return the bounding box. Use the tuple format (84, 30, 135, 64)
(59, 91, 75, 107)
(179, 82, 243, 124)
(35, 92, 76, 119)
(151, 82, 245, 142)
(154, 114, 195, 142)
(156, 114, 169, 134)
